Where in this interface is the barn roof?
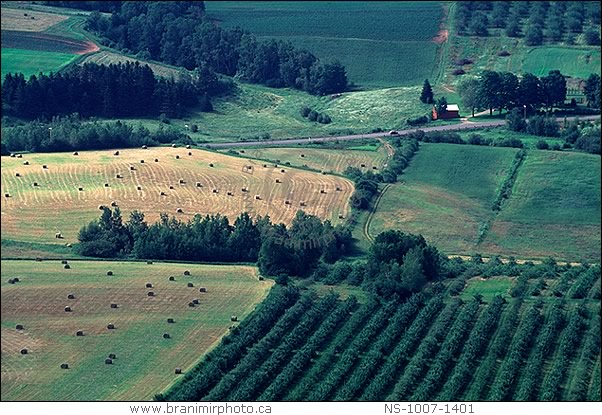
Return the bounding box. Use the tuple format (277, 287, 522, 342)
(446, 104, 460, 111)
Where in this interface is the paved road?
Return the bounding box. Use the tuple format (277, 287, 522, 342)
(204, 115, 600, 149)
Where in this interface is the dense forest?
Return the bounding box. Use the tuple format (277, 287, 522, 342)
(1, 62, 218, 120)
(1, 115, 190, 153)
(84, 1, 348, 95)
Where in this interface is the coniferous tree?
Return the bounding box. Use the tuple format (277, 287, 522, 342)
(420, 79, 434, 104)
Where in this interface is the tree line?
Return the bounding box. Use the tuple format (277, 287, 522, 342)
(77, 208, 352, 279)
(85, 1, 348, 96)
(1, 62, 218, 120)
(1, 115, 190, 154)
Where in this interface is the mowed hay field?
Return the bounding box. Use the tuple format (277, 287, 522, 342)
(0, 260, 272, 400)
(481, 151, 601, 262)
(0, 147, 353, 246)
(369, 144, 519, 254)
(230, 145, 388, 174)
(205, 1, 444, 88)
(1, 7, 69, 32)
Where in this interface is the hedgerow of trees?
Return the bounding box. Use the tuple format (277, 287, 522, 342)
(84, 1, 348, 96)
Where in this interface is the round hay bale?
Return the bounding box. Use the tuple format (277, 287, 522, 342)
(147, 291, 155, 297)
(104, 183, 110, 187)
(281, 169, 285, 173)
(64, 264, 71, 269)
(360, 163, 366, 167)
(78, 187, 83, 191)
(227, 191, 233, 196)
(199, 287, 207, 293)
(110, 303, 118, 309)
(137, 186, 142, 190)
(76, 330, 84, 336)
(67, 294, 75, 299)
(111, 201, 117, 207)
(10, 153, 15, 157)
(212, 189, 218, 193)
(163, 333, 171, 339)
(175, 155, 180, 159)
(20, 348, 28, 355)
(255, 195, 261, 200)
(98, 205, 105, 210)
(169, 185, 174, 190)
(179, 179, 185, 184)
(192, 298, 200, 305)
(16, 154, 22, 158)
(263, 164, 267, 168)
(187, 282, 194, 287)
(208, 163, 213, 167)
(15, 172, 21, 177)
(66, 243, 72, 248)
(60, 363, 69, 369)
(145, 283, 153, 288)
(13, 277, 20, 282)
(258, 276, 264, 281)
(188, 302, 195, 307)
(107, 271, 113, 276)
(241, 187, 247, 192)
(285, 200, 290, 205)
(184, 270, 190, 276)
(196, 182, 202, 187)
(55, 232, 62, 239)
(338, 214, 344, 219)
(64, 306, 72, 312)
(116, 174, 122, 178)
(172, 143, 177, 148)
(188, 151, 192, 156)
(372, 166, 377, 170)
(167, 318, 175, 324)
(336, 187, 341, 191)
(142, 145, 148, 149)
(147, 261, 153, 264)
(160, 191, 166, 196)
(4, 193, 9, 198)
(23, 161, 29, 165)
(230, 315, 238, 322)
(155, 158, 159, 162)
(130, 166, 135, 171)
(275, 179, 281, 183)
(176, 208, 183, 213)
(42, 165, 48, 169)
(300, 201, 306, 206)
(140, 159, 144, 164)
(61, 260, 68, 264)
(240, 150, 245, 153)
(16, 324, 24, 330)
(108, 353, 116, 359)
(114, 151, 120, 156)
(320, 189, 326, 194)
(107, 323, 115, 330)
(105, 358, 113, 364)
(33, 182, 38, 187)
(73, 151, 79, 156)
(175, 367, 182, 374)
(8, 279, 15, 284)
(169, 276, 175, 281)
(321, 171, 327, 175)
(186, 144, 191, 149)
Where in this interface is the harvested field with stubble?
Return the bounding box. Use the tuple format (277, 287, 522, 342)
(0, 147, 353, 245)
(1, 7, 68, 32)
(0, 259, 272, 401)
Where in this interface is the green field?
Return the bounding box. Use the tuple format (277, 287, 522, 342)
(1, 48, 78, 79)
(205, 1, 445, 88)
(162, 266, 601, 401)
(0, 260, 272, 401)
(456, 127, 565, 149)
(482, 151, 601, 262)
(226, 144, 388, 174)
(369, 143, 518, 255)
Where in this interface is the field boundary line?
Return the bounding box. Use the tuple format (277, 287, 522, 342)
(363, 183, 392, 243)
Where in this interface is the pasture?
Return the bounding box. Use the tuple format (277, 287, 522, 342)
(227, 144, 388, 174)
(482, 151, 601, 262)
(0, 147, 353, 246)
(205, 1, 445, 88)
(369, 143, 518, 255)
(1, 48, 78, 79)
(1, 7, 68, 32)
(0, 260, 272, 400)
(162, 266, 601, 401)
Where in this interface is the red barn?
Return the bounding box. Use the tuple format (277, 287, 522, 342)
(432, 104, 460, 120)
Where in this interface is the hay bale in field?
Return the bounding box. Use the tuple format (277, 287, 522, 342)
(23, 161, 29, 165)
(240, 150, 245, 153)
(155, 158, 159, 162)
(42, 165, 48, 169)
(33, 182, 38, 186)
(76, 330, 84, 336)
(275, 179, 281, 183)
(274, 164, 278, 168)
(78, 187, 83, 191)
(188, 152, 192, 156)
(258, 276, 264, 281)
(66, 243, 72, 248)
(187, 282, 194, 287)
(137, 186, 142, 190)
(212, 189, 218, 193)
(114, 151, 120, 156)
(67, 293, 75, 299)
(176, 208, 183, 213)
(338, 214, 344, 219)
(60, 363, 69, 369)
(172, 144, 177, 148)
(116, 174, 122, 178)
(147, 261, 153, 264)
(142, 145, 147, 149)
(16, 154, 22, 158)
(10, 153, 15, 157)
(320, 189, 326, 194)
(73, 151, 79, 156)
(55, 232, 62, 238)
(179, 179, 185, 184)
(281, 169, 285, 173)
(321, 171, 327, 175)
(301, 154, 305, 157)
(13, 277, 20, 282)
(108, 353, 116, 359)
(227, 191, 233, 196)
(16, 324, 24, 330)
(15, 172, 21, 177)
(175, 155, 180, 159)
(4, 193, 9, 198)
(196, 182, 202, 187)
(147, 291, 155, 296)
(336, 186, 341, 191)
(140, 159, 144, 164)
(360, 163, 366, 167)
(175, 368, 182, 374)
(300, 201, 306, 206)
(107, 271, 113, 276)
(130, 166, 135, 171)
(169, 276, 175, 281)
(192, 298, 200, 305)
(110, 303, 118, 308)
(372, 166, 377, 170)
(64, 264, 71, 269)
(145, 283, 153, 288)
(169, 185, 174, 190)
(64, 306, 72, 312)
(255, 195, 261, 200)
(208, 163, 213, 167)
(104, 183, 110, 187)
(98, 205, 106, 210)
(110, 201, 117, 207)
(105, 358, 113, 364)
(163, 333, 171, 339)
(186, 144, 191, 149)
(35, 257, 42, 262)
(241, 187, 247, 192)
(199, 287, 207, 293)
(263, 164, 267, 168)
(107, 323, 115, 330)
(284, 200, 290, 205)
(20, 348, 28, 355)
(167, 318, 175, 323)
(160, 191, 166, 196)
(188, 302, 195, 307)
(230, 315, 238, 322)
(184, 270, 190, 276)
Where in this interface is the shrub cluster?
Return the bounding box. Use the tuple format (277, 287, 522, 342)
(300, 107, 332, 124)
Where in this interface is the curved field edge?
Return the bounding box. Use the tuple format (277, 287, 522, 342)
(0, 259, 273, 401)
